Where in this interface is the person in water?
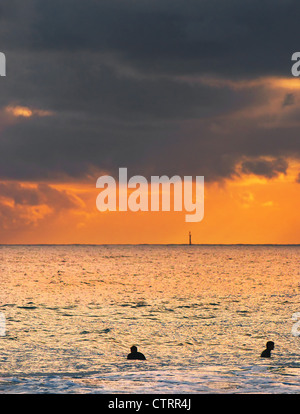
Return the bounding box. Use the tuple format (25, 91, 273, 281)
(261, 341, 274, 358)
(127, 345, 146, 360)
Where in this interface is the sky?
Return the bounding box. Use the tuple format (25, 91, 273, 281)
(0, 0, 299, 244)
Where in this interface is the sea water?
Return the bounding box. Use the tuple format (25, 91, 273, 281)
(0, 245, 299, 393)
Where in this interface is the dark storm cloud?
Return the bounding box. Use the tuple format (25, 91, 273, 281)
(1, 0, 299, 78)
(241, 157, 288, 178)
(0, 181, 81, 210)
(26, 0, 300, 78)
(0, 181, 82, 234)
(0, 0, 299, 183)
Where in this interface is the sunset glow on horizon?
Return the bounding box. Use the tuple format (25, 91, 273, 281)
(0, 159, 299, 245)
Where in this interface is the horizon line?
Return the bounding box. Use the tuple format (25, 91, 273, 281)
(0, 243, 299, 246)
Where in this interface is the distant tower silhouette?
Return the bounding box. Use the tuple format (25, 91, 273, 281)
(189, 231, 192, 245)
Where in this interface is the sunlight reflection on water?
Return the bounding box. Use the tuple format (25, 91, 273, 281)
(0, 245, 299, 393)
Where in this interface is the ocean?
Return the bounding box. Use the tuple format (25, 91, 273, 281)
(0, 245, 299, 394)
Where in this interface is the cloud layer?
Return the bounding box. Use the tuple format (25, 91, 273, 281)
(0, 181, 83, 234)
(0, 0, 299, 183)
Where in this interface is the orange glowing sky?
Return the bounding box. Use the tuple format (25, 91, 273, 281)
(0, 163, 299, 245)
(0, 77, 300, 244)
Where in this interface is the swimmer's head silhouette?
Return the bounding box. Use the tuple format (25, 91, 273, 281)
(127, 345, 146, 360)
(261, 340, 274, 358)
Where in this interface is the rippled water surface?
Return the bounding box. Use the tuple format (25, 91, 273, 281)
(0, 245, 299, 393)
